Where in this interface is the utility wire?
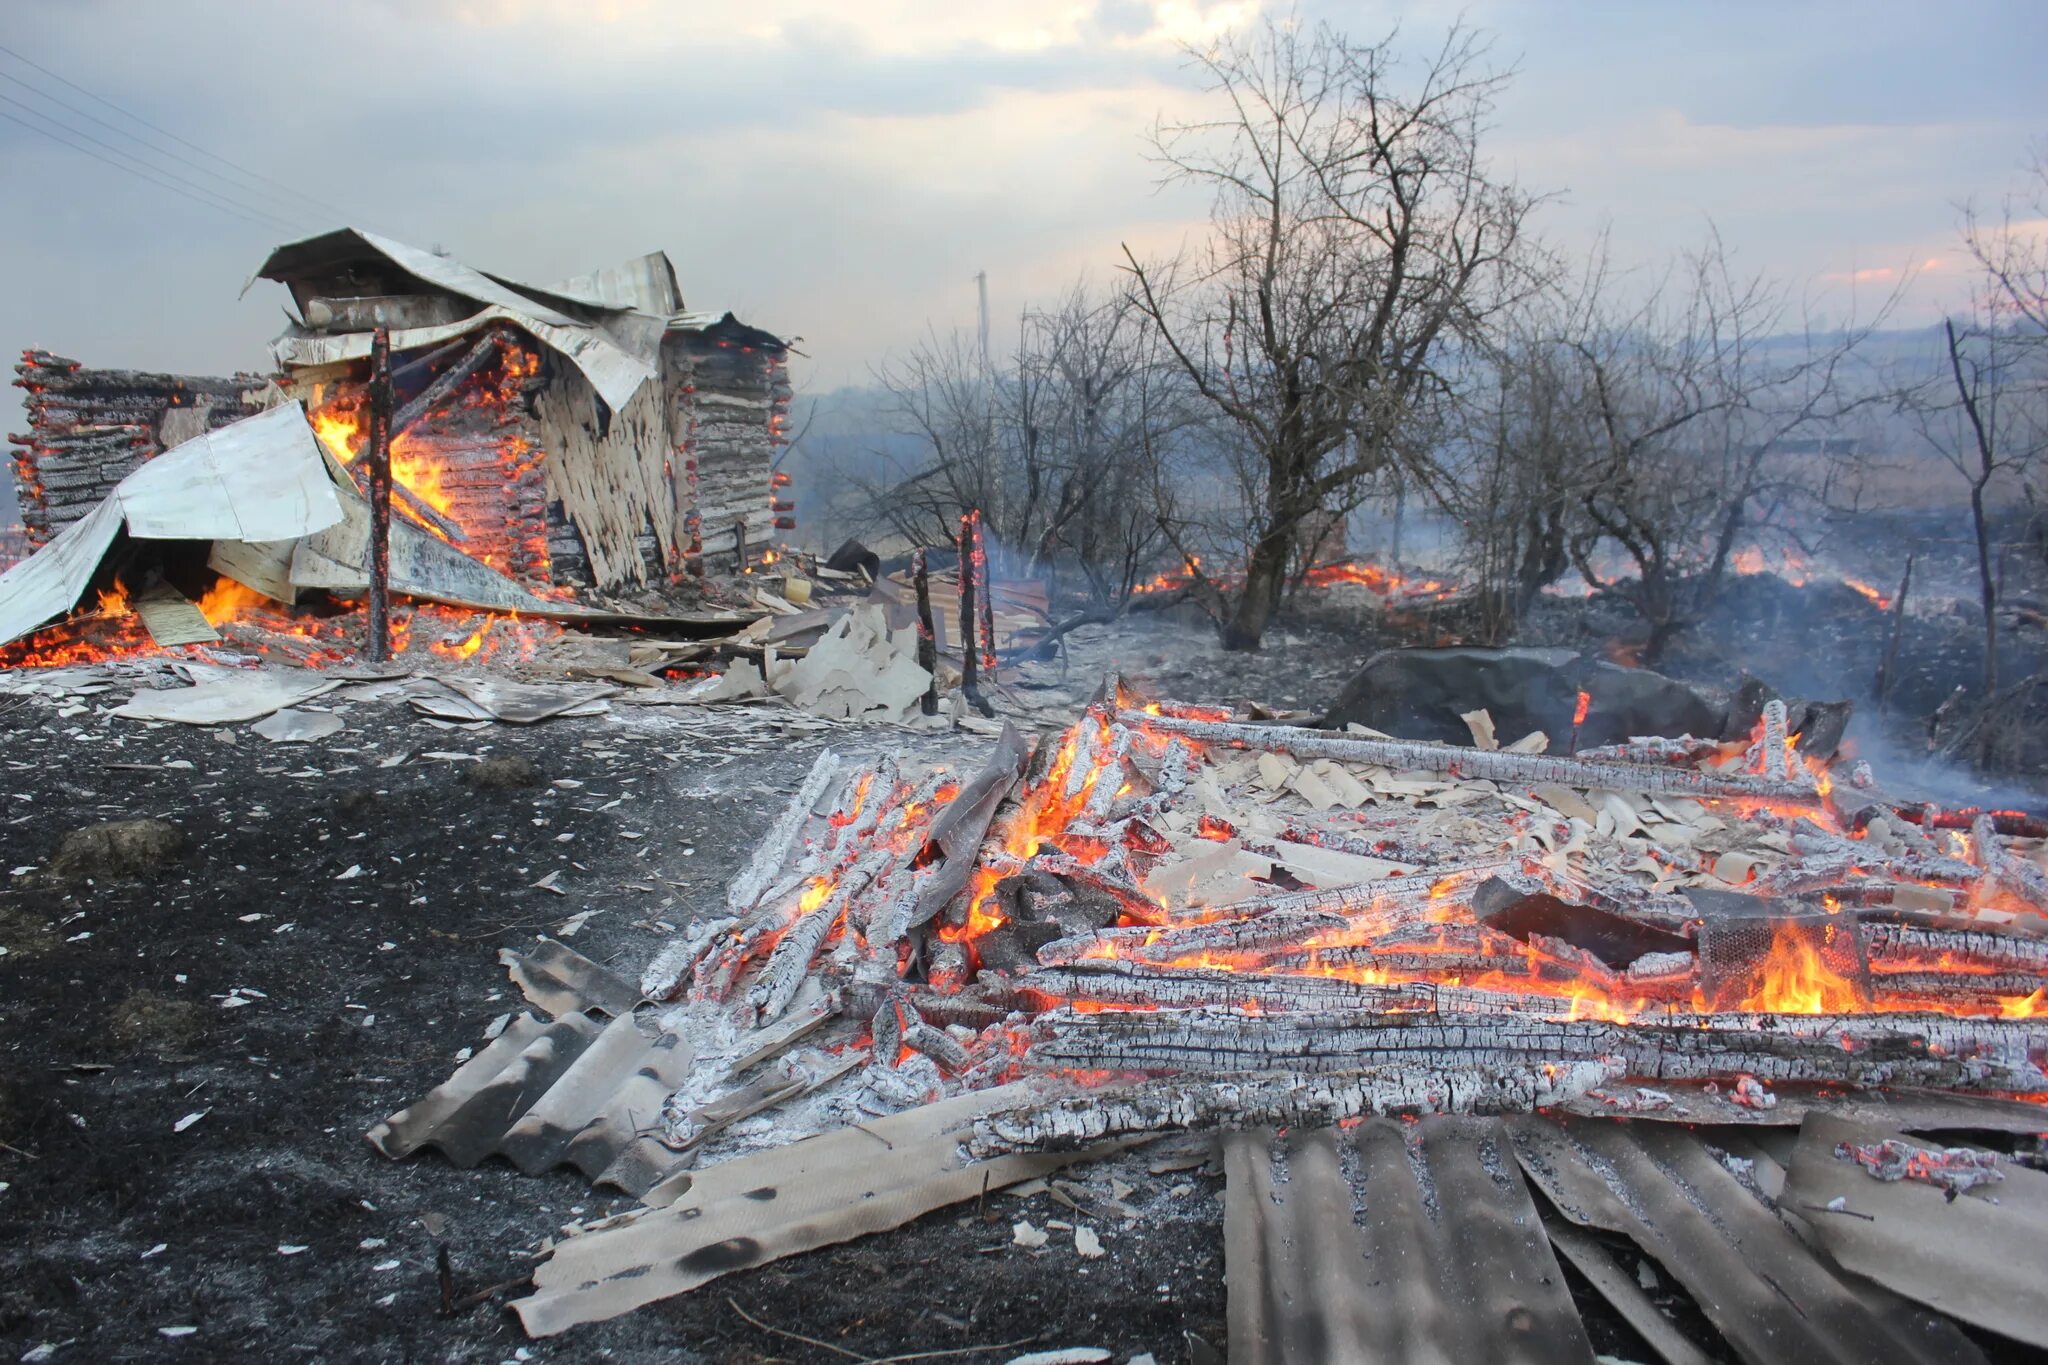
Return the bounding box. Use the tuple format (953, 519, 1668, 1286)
(0, 39, 358, 227)
(0, 105, 305, 233)
(0, 92, 309, 231)
(0, 67, 328, 224)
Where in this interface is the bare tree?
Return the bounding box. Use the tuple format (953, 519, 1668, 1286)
(846, 283, 1177, 600)
(1905, 313, 2047, 695)
(1463, 234, 1892, 660)
(1124, 18, 1537, 650)
(1962, 144, 2048, 336)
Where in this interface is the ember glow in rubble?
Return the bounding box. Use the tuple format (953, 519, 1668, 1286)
(636, 682, 2048, 1160)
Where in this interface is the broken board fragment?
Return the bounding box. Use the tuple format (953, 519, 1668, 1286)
(512, 1083, 1124, 1335)
(501, 938, 642, 1018)
(250, 708, 343, 743)
(406, 677, 615, 724)
(133, 583, 219, 648)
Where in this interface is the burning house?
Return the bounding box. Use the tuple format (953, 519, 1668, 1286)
(249, 229, 793, 587)
(3, 228, 792, 660)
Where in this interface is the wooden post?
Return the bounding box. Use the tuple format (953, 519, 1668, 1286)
(1874, 553, 1915, 714)
(734, 517, 748, 574)
(365, 327, 394, 663)
(912, 547, 939, 715)
(957, 513, 993, 716)
(972, 511, 997, 683)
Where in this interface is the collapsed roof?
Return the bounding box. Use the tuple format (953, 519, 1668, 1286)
(248, 228, 783, 413)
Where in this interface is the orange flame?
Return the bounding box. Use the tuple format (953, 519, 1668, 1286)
(1737, 920, 1863, 1014)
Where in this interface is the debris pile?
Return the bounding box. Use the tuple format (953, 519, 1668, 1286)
(363, 676, 2047, 1338)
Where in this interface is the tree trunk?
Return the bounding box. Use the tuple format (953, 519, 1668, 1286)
(1222, 523, 1293, 651)
(1972, 481, 1998, 695)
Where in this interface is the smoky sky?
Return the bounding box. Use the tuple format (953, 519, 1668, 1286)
(2, 0, 2044, 526)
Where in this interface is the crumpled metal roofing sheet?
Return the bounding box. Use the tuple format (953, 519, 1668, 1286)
(253, 228, 658, 410)
(1224, 1117, 1592, 1365)
(0, 403, 342, 648)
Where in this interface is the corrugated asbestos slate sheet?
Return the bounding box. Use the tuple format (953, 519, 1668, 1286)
(367, 942, 693, 1196)
(1508, 1114, 1987, 1365)
(1224, 1117, 1593, 1365)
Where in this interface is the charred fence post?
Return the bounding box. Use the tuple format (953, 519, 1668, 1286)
(957, 512, 993, 717)
(912, 547, 939, 715)
(971, 510, 997, 683)
(365, 327, 394, 663)
(1875, 553, 1915, 714)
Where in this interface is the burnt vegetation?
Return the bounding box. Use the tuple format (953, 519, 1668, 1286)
(807, 18, 2048, 779)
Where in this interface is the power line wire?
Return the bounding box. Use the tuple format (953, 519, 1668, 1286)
(0, 67, 329, 224)
(0, 105, 304, 233)
(0, 92, 309, 230)
(0, 39, 358, 226)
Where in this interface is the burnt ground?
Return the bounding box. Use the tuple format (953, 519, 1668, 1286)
(0, 696, 1226, 1364)
(3, 600, 2040, 1364)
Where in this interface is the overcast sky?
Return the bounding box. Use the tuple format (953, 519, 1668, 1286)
(2, 0, 2043, 475)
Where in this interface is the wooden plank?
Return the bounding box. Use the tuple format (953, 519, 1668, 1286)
(133, 582, 219, 647)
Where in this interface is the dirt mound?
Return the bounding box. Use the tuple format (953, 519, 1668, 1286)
(106, 989, 208, 1057)
(461, 754, 544, 790)
(45, 818, 187, 881)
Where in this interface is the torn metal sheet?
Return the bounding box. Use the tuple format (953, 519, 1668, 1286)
(1782, 1114, 2048, 1349)
(111, 669, 343, 725)
(512, 1083, 1119, 1337)
(1224, 1119, 1592, 1365)
(501, 938, 641, 1018)
(0, 499, 122, 651)
(255, 229, 658, 411)
(532, 252, 683, 316)
(366, 1008, 693, 1193)
(405, 677, 615, 724)
(1510, 1115, 1985, 1365)
(0, 404, 342, 648)
(114, 402, 343, 543)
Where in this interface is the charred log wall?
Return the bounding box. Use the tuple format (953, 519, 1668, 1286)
(669, 321, 790, 571)
(10, 350, 260, 546)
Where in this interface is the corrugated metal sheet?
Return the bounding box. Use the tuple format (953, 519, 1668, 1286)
(367, 1010, 693, 1193)
(1224, 1118, 1592, 1365)
(1509, 1115, 1986, 1365)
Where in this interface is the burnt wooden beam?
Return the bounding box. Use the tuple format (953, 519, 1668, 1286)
(912, 547, 938, 715)
(957, 512, 993, 717)
(1117, 709, 1828, 804)
(364, 328, 394, 663)
(391, 328, 509, 436)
